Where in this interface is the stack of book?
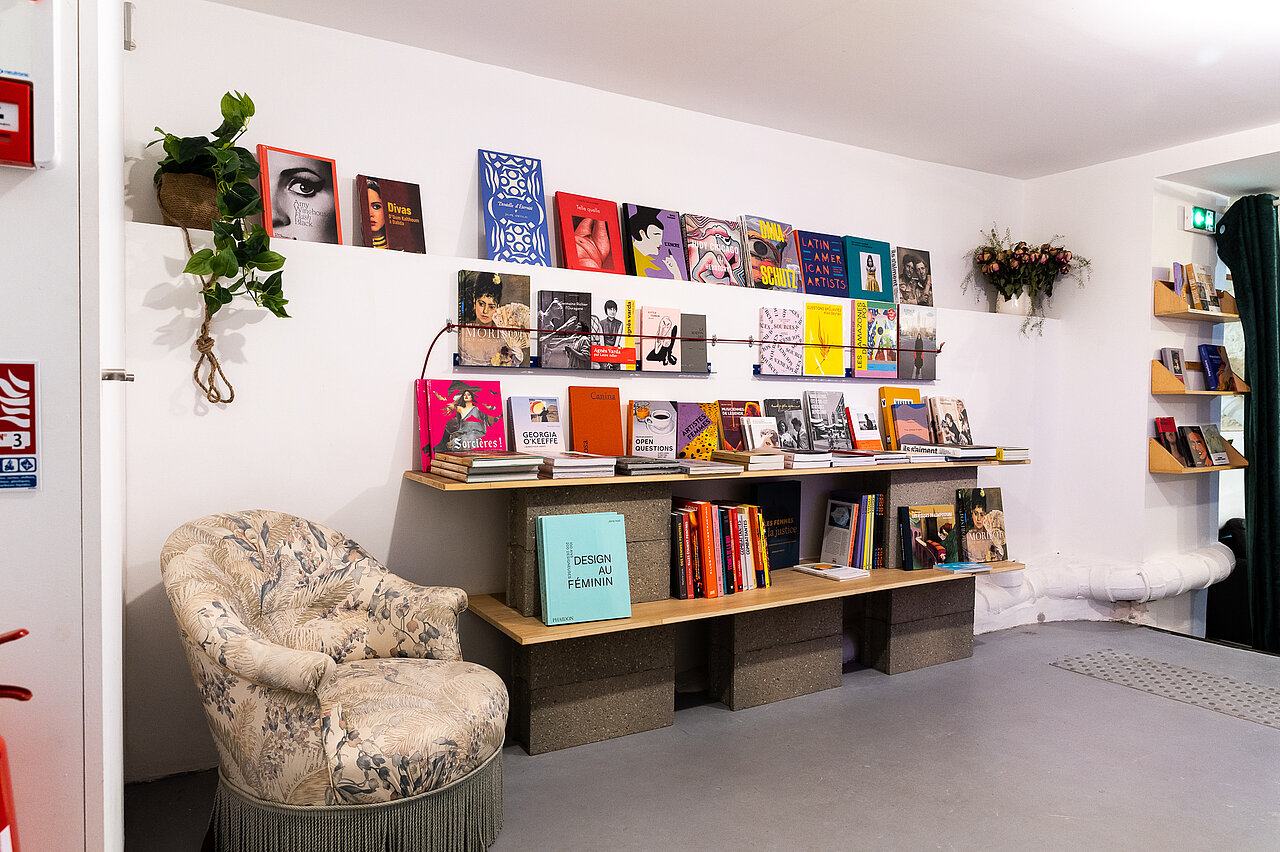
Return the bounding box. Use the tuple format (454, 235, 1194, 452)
(679, 458, 744, 476)
(615, 455, 681, 476)
(996, 447, 1030, 462)
(539, 452, 615, 479)
(906, 443, 999, 460)
(431, 450, 543, 482)
(671, 498, 771, 599)
(711, 449, 785, 471)
(831, 450, 877, 467)
(869, 450, 913, 465)
(783, 450, 832, 469)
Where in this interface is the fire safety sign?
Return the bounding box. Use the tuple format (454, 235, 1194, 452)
(0, 361, 38, 490)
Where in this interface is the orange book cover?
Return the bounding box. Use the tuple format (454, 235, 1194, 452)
(568, 386, 624, 455)
(877, 386, 921, 450)
(674, 498, 719, 598)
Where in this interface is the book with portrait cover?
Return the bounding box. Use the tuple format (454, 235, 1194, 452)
(682, 213, 748, 287)
(804, 390, 853, 451)
(1154, 417, 1188, 466)
(955, 487, 1007, 563)
(763, 398, 810, 451)
(554, 192, 625, 274)
(639, 305, 681, 372)
(891, 401, 932, 446)
(804, 302, 844, 377)
(508, 396, 565, 455)
(258, 145, 342, 245)
(626, 400, 679, 459)
(741, 215, 803, 291)
(537, 512, 631, 626)
(1199, 423, 1232, 466)
(852, 300, 898, 379)
(843, 235, 893, 301)
(717, 400, 763, 451)
(897, 303, 938, 380)
(415, 378, 505, 469)
(1178, 425, 1212, 467)
(478, 148, 551, 266)
(676, 402, 720, 459)
(1197, 344, 1238, 392)
(590, 294, 636, 371)
(796, 230, 848, 298)
(927, 396, 974, 445)
(355, 175, 425, 253)
(749, 480, 802, 570)
(741, 415, 782, 450)
(623, 204, 688, 280)
(457, 270, 531, 367)
(538, 290, 593, 370)
(567, 386, 624, 456)
(894, 246, 934, 306)
(680, 312, 709, 374)
(1159, 347, 1185, 380)
(758, 306, 804, 376)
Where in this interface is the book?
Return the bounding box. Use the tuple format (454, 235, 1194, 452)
(843, 236, 894, 301)
(1193, 263, 1221, 312)
(1160, 347, 1185, 380)
(819, 498, 858, 565)
(590, 295, 636, 371)
(878, 386, 921, 451)
(680, 312, 709, 374)
(257, 145, 342, 245)
(538, 290, 593, 369)
(1182, 263, 1204, 310)
(626, 400, 678, 459)
(716, 400, 763, 451)
(416, 379, 505, 468)
(763, 398, 810, 451)
(1199, 423, 1232, 466)
(1154, 417, 1187, 466)
(897, 304, 938, 381)
(712, 449, 784, 470)
(740, 215, 802, 291)
(830, 450, 876, 467)
(793, 561, 870, 581)
(894, 247, 933, 306)
(1178, 425, 1213, 467)
(355, 175, 425, 253)
(676, 402, 720, 460)
(804, 390, 854, 451)
(540, 451, 614, 468)
(934, 562, 993, 574)
(846, 407, 883, 451)
(614, 455, 680, 473)
(432, 449, 538, 468)
(537, 512, 631, 626)
(804, 302, 845, 376)
(457, 270, 531, 367)
(639, 305, 681, 371)
(673, 499, 721, 596)
(759, 306, 804, 376)
(568, 386, 625, 456)
(996, 447, 1031, 462)
(430, 465, 539, 483)
(891, 401, 932, 446)
(741, 415, 782, 450)
(478, 149, 551, 266)
(678, 458, 744, 475)
(900, 504, 956, 570)
(554, 192, 625, 274)
(622, 204, 688, 279)
(904, 443, 998, 459)
(796, 231, 848, 298)
(1197, 344, 1237, 392)
(682, 213, 747, 286)
(927, 397, 974, 445)
(955, 487, 1008, 563)
(749, 480, 801, 570)
(853, 300, 898, 379)
(508, 396, 565, 454)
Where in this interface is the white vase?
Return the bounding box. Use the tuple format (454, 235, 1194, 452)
(995, 292, 1030, 316)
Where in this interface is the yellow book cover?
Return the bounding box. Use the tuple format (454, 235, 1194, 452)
(804, 302, 844, 376)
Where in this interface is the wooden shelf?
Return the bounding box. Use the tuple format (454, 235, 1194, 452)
(1151, 360, 1249, 396)
(468, 562, 1025, 644)
(1153, 280, 1240, 323)
(1148, 436, 1248, 475)
(405, 458, 1031, 492)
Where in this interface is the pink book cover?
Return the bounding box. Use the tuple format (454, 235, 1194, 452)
(416, 378, 506, 469)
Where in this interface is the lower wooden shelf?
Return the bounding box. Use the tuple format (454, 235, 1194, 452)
(468, 562, 1025, 645)
(1149, 436, 1248, 474)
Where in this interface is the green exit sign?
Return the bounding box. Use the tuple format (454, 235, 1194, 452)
(1184, 206, 1217, 233)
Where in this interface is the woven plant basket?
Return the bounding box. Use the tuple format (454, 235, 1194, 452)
(157, 172, 218, 231)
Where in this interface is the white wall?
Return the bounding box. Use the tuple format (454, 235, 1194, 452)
(119, 0, 1050, 780)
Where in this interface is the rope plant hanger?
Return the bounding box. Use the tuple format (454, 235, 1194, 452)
(150, 92, 290, 404)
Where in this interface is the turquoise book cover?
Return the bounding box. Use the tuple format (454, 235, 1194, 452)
(537, 512, 631, 626)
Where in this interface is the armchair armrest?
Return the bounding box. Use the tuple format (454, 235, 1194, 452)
(181, 598, 336, 694)
(364, 575, 466, 661)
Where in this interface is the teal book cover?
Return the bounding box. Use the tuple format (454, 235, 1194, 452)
(537, 512, 631, 625)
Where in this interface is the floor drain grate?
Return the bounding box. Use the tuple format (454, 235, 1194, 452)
(1051, 649, 1280, 731)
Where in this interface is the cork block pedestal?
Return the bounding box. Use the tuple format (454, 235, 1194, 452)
(850, 576, 976, 674)
(708, 599, 843, 710)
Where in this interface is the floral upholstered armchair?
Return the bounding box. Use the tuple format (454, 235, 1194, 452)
(161, 510, 508, 850)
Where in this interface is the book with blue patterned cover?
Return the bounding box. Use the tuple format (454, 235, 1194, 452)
(478, 149, 551, 266)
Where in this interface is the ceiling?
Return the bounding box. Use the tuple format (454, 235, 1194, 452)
(213, 0, 1280, 180)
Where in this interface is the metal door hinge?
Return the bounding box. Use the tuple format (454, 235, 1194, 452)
(101, 369, 135, 382)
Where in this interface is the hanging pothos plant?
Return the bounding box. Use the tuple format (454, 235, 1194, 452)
(150, 91, 289, 403)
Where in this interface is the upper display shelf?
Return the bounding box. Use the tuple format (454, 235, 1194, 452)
(1153, 280, 1239, 322)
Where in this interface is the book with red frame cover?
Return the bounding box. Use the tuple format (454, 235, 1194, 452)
(716, 400, 763, 451)
(415, 378, 505, 470)
(554, 192, 625, 274)
(258, 145, 343, 245)
(355, 175, 425, 252)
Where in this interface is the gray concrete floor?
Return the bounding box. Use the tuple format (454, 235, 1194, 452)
(125, 622, 1280, 851)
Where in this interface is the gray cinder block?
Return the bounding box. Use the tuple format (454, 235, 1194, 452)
(707, 599, 842, 652)
(509, 483, 673, 550)
(860, 610, 974, 675)
(513, 627, 675, 689)
(708, 635, 842, 711)
(861, 577, 975, 623)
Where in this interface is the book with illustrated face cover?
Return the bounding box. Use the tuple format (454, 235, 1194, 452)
(355, 175, 424, 252)
(478, 148, 551, 266)
(681, 213, 747, 286)
(796, 231, 848, 298)
(955, 487, 1007, 563)
(457, 270, 530, 367)
(741, 215, 802, 291)
(555, 192, 625, 274)
(623, 204, 688, 279)
(259, 145, 342, 245)
(415, 378, 505, 469)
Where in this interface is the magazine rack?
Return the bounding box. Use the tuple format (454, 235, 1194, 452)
(1148, 437, 1248, 474)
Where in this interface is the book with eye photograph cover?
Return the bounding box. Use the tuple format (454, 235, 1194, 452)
(258, 145, 343, 245)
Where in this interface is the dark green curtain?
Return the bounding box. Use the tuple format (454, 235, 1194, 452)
(1215, 194, 1280, 652)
